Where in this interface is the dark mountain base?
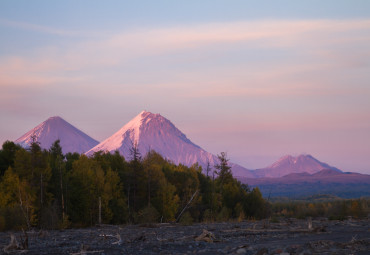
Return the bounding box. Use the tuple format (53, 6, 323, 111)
(241, 169, 370, 199)
(251, 182, 370, 199)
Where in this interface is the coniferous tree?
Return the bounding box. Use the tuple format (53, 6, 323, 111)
(0, 141, 22, 176)
(48, 140, 67, 226)
(214, 152, 233, 188)
(0, 140, 273, 228)
(128, 142, 145, 220)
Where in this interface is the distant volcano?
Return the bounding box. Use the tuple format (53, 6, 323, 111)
(86, 111, 252, 177)
(15, 116, 99, 154)
(14, 113, 345, 180)
(251, 154, 342, 178)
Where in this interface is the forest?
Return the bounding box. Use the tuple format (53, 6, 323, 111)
(0, 140, 368, 231)
(0, 139, 268, 230)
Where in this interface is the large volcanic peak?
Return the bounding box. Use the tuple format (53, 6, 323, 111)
(86, 111, 252, 177)
(86, 110, 208, 163)
(15, 116, 99, 154)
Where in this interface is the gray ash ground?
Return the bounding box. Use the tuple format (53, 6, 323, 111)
(1, 218, 369, 254)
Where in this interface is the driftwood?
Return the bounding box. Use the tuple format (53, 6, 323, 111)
(307, 217, 312, 230)
(38, 229, 49, 238)
(99, 233, 122, 245)
(111, 233, 122, 245)
(3, 234, 19, 253)
(195, 229, 217, 243)
(19, 229, 28, 250)
(70, 244, 104, 255)
(3, 233, 28, 254)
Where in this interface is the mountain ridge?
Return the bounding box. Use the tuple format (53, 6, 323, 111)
(240, 169, 370, 198)
(13, 112, 350, 180)
(86, 111, 253, 177)
(15, 116, 99, 154)
(250, 154, 342, 178)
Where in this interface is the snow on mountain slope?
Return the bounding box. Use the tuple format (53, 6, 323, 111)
(86, 111, 253, 177)
(15, 116, 99, 154)
(252, 154, 342, 178)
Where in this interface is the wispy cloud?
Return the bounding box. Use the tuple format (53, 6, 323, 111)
(0, 19, 369, 175)
(0, 18, 105, 37)
(1, 18, 370, 99)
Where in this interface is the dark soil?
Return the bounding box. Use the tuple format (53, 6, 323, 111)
(1, 218, 369, 254)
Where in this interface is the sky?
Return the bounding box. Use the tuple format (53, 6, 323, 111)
(1, 0, 370, 174)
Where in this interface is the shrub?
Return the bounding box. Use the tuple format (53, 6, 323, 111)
(136, 206, 159, 224)
(217, 206, 231, 221)
(202, 209, 214, 223)
(179, 211, 193, 225)
(0, 206, 26, 230)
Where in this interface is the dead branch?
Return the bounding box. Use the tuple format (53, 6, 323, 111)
(18, 186, 31, 230)
(3, 233, 28, 254)
(176, 190, 198, 222)
(99, 232, 122, 245)
(111, 233, 122, 245)
(38, 229, 49, 238)
(19, 229, 28, 250)
(3, 234, 19, 253)
(195, 229, 216, 243)
(70, 244, 104, 255)
(156, 235, 192, 242)
(70, 250, 105, 255)
(307, 217, 312, 230)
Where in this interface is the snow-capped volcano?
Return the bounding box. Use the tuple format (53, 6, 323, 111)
(86, 111, 252, 177)
(15, 116, 99, 154)
(252, 154, 342, 178)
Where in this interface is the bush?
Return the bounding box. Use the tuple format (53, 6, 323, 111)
(60, 214, 71, 229)
(0, 206, 26, 230)
(0, 215, 5, 231)
(217, 206, 231, 221)
(136, 206, 159, 224)
(202, 209, 214, 223)
(39, 204, 59, 229)
(235, 203, 245, 222)
(179, 211, 193, 225)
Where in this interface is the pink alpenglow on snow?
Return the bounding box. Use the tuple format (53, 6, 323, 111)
(86, 111, 252, 177)
(15, 116, 99, 154)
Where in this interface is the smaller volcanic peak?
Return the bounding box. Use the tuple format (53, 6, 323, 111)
(241, 168, 370, 198)
(270, 155, 296, 168)
(252, 154, 342, 178)
(312, 168, 341, 177)
(15, 116, 99, 154)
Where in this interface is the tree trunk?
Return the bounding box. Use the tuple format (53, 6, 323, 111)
(59, 162, 65, 221)
(99, 196, 102, 225)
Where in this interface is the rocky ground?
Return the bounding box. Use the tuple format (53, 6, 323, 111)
(1, 218, 369, 254)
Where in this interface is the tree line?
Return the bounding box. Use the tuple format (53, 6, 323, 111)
(271, 198, 369, 220)
(0, 140, 268, 230)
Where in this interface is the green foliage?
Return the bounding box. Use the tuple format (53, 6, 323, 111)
(0, 143, 271, 229)
(68, 155, 107, 225)
(179, 211, 193, 225)
(0, 141, 22, 176)
(65, 152, 80, 172)
(215, 152, 233, 187)
(0, 206, 25, 231)
(245, 187, 270, 219)
(202, 209, 213, 223)
(136, 205, 159, 224)
(271, 198, 370, 220)
(217, 206, 231, 221)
